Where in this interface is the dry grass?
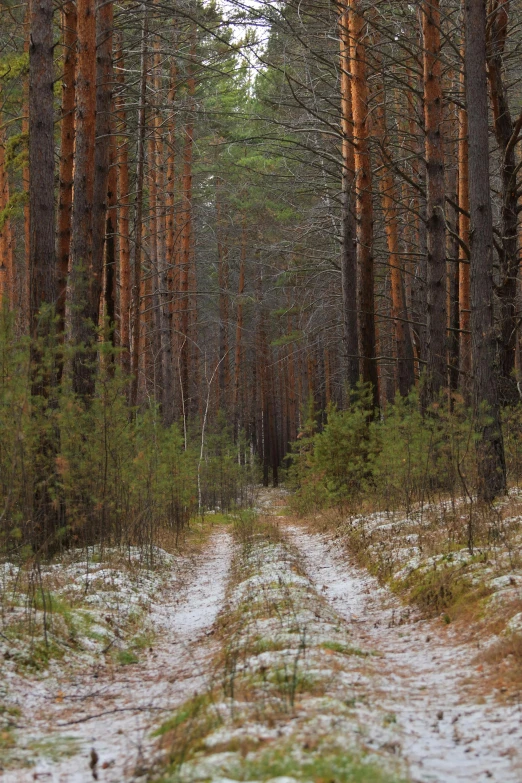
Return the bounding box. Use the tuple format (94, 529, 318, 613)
(153, 511, 408, 783)
(289, 490, 522, 687)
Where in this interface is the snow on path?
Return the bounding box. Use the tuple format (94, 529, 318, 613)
(283, 521, 522, 783)
(3, 530, 233, 783)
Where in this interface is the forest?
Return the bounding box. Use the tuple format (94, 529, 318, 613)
(0, 0, 522, 780)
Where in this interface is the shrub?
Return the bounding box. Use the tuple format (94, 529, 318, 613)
(288, 386, 480, 515)
(0, 311, 255, 560)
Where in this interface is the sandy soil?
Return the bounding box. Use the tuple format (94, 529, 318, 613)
(2, 530, 233, 783)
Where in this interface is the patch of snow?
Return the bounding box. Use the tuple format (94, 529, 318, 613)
(1, 531, 234, 783)
(489, 574, 520, 590)
(284, 523, 522, 783)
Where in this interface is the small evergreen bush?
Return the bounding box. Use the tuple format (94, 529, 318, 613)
(0, 311, 256, 560)
(288, 385, 481, 515)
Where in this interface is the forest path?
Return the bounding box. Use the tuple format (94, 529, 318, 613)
(280, 513, 522, 783)
(3, 529, 233, 783)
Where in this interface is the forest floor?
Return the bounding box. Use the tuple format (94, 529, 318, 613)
(0, 530, 233, 782)
(1, 490, 521, 782)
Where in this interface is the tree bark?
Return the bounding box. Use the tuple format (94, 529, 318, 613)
(216, 177, 230, 411)
(91, 0, 114, 330)
(104, 131, 117, 348)
(29, 0, 57, 325)
(153, 42, 175, 426)
(233, 221, 246, 437)
(68, 0, 97, 399)
(486, 0, 520, 404)
(350, 1, 378, 407)
(114, 36, 131, 373)
(129, 8, 148, 409)
(29, 0, 61, 549)
(338, 2, 359, 392)
(458, 64, 471, 383)
(57, 1, 77, 333)
(465, 0, 506, 501)
(422, 0, 447, 398)
(375, 100, 416, 397)
(179, 37, 196, 412)
(0, 119, 14, 307)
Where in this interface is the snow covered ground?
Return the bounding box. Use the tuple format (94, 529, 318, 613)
(284, 521, 522, 783)
(0, 531, 233, 782)
(1, 490, 521, 782)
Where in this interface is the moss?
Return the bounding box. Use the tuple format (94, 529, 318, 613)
(131, 630, 155, 650)
(31, 591, 72, 616)
(26, 735, 80, 762)
(249, 636, 289, 655)
(321, 641, 371, 657)
(397, 562, 491, 619)
(154, 692, 222, 770)
(117, 649, 139, 665)
(18, 639, 65, 672)
(219, 741, 406, 783)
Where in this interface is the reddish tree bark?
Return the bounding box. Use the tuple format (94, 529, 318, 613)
(375, 100, 416, 397)
(130, 10, 149, 408)
(338, 1, 359, 391)
(349, 1, 378, 406)
(114, 37, 131, 373)
(68, 0, 97, 398)
(91, 0, 114, 330)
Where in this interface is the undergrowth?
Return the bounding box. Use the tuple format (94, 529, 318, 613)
(285, 386, 522, 676)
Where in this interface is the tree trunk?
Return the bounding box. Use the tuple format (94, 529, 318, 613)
(29, 0, 57, 327)
(349, 2, 378, 407)
(407, 82, 428, 380)
(458, 67, 471, 384)
(422, 0, 447, 398)
(375, 100, 416, 396)
(68, 0, 97, 399)
(465, 0, 506, 501)
(91, 0, 113, 330)
(166, 40, 178, 417)
(22, 6, 30, 325)
(153, 43, 175, 426)
(338, 2, 359, 391)
(0, 120, 14, 307)
(179, 38, 195, 411)
(29, 0, 61, 549)
(216, 178, 230, 411)
(114, 36, 131, 373)
(233, 221, 246, 436)
(148, 129, 162, 404)
(57, 0, 77, 333)
(349, 2, 378, 406)
(486, 0, 520, 404)
(104, 132, 117, 348)
(129, 8, 148, 409)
